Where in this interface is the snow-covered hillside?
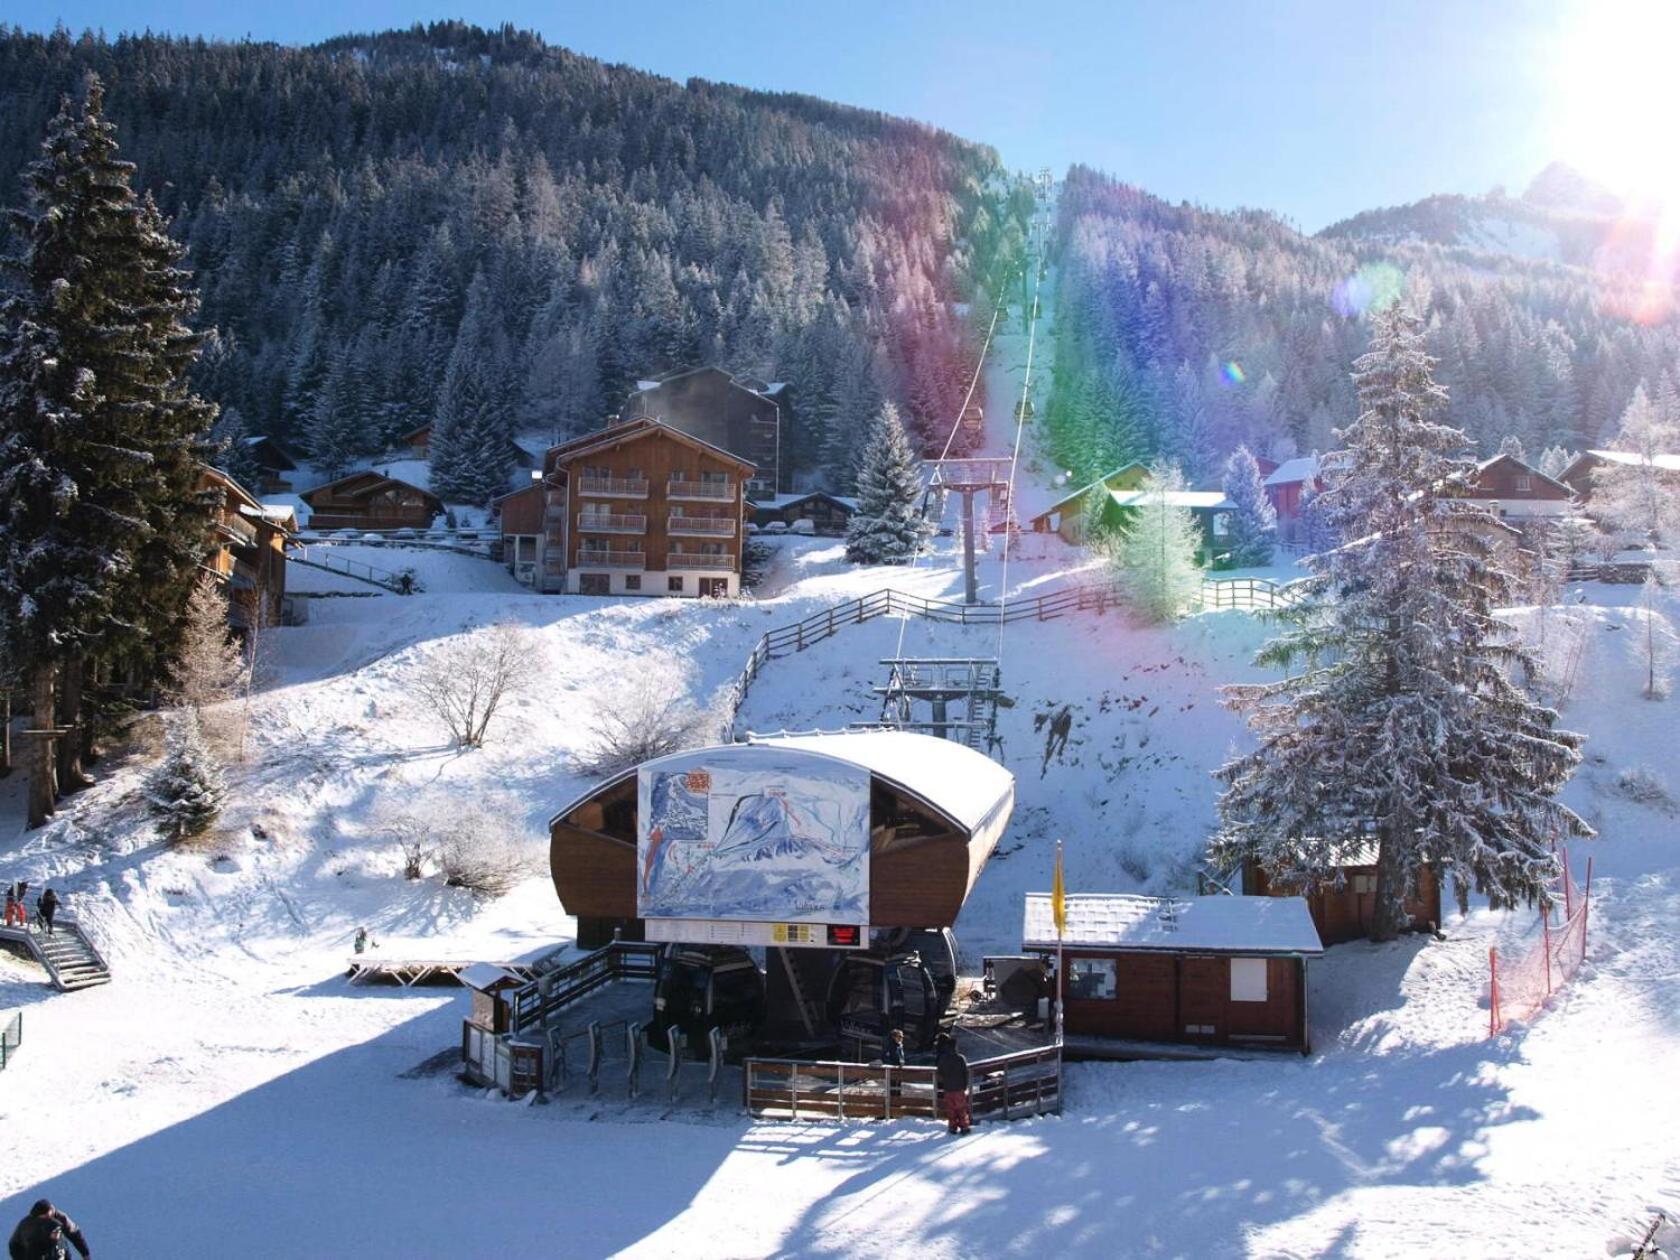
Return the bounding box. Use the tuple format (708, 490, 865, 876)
(1, 536, 1677, 1258)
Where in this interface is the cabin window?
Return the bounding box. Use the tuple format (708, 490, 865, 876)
(701, 469, 728, 485)
(1515, 475, 1532, 491)
(624, 575, 641, 591)
(1230, 958, 1268, 1003)
(1068, 957, 1116, 1000)
(668, 576, 684, 593)
(1353, 873, 1376, 895)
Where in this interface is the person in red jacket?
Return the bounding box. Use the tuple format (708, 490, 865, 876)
(8, 1199, 91, 1260)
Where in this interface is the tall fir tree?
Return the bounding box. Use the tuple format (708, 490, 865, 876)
(1111, 459, 1204, 621)
(431, 271, 515, 505)
(0, 78, 216, 826)
(845, 403, 931, 563)
(1213, 304, 1591, 940)
(1220, 445, 1277, 568)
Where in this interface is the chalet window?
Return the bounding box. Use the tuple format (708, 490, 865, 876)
(1230, 958, 1268, 1003)
(668, 576, 684, 593)
(1515, 475, 1532, 491)
(624, 575, 641, 591)
(1068, 957, 1116, 1000)
(701, 470, 728, 485)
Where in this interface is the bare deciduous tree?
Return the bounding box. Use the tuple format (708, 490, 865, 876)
(573, 669, 719, 776)
(374, 792, 540, 895)
(411, 623, 527, 748)
(168, 577, 248, 713)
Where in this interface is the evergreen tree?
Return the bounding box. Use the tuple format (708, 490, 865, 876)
(0, 78, 215, 826)
(431, 272, 515, 505)
(1220, 445, 1277, 568)
(1111, 459, 1204, 621)
(145, 711, 228, 844)
(1537, 444, 1575, 481)
(209, 406, 263, 490)
(1214, 304, 1592, 940)
(1498, 433, 1527, 462)
(845, 403, 931, 563)
(1591, 383, 1680, 547)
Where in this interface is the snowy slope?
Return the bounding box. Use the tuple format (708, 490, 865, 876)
(2, 493, 1678, 1255)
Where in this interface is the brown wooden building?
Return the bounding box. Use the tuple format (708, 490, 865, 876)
(299, 471, 443, 532)
(1455, 454, 1577, 522)
(1023, 892, 1323, 1054)
(198, 465, 296, 629)
(1264, 455, 1323, 546)
(1244, 847, 1443, 946)
(548, 730, 1015, 947)
(239, 434, 299, 493)
(1559, 448, 1680, 501)
(622, 367, 784, 496)
(523, 417, 756, 597)
(750, 491, 859, 535)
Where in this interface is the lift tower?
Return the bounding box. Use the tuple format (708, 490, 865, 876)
(925, 456, 1014, 605)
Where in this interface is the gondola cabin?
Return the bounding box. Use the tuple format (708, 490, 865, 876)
(1023, 893, 1323, 1054)
(1243, 849, 1442, 946)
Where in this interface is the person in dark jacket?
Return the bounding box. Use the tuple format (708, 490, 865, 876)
(882, 1027, 906, 1068)
(8, 1199, 91, 1259)
(36, 888, 59, 937)
(934, 1033, 972, 1134)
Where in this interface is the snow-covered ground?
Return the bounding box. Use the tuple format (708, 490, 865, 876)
(2, 525, 1676, 1258)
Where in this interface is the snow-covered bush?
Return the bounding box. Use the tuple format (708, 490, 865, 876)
(145, 712, 228, 845)
(573, 669, 719, 776)
(411, 622, 527, 747)
(1613, 765, 1672, 809)
(373, 793, 541, 895)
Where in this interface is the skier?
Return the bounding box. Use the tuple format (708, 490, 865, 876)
(934, 1032, 972, 1135)
(354, 927, 372, 955)
(7, 1198, 91, 1259)
(36, 888, 58, 937)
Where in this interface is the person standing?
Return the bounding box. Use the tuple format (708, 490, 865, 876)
(935, 1032, 972, 1135)
(8, 1198, 91, 1259)
(36, 888, 58, 936)
(2, 886, 17, 929)
(882, 1027, 906, 1068)
(5, 882, 29, 929)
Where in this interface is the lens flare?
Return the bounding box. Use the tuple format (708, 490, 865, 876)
(1330, 263, 1405, 318)
(1221, 361, 1246, 385)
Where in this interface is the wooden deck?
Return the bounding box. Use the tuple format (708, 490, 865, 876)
(345, 959, 538, 987)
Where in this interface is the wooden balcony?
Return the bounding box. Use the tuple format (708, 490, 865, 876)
(667, 479, 734, 502)
(577, 512, 647, 534)
(576, 549, 646, 570)
(667, 549, 736, 571)
(578, 476, 649, 499)
(667, 514, 736, 537)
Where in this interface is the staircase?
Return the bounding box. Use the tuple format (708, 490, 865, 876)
(0, 917, 111, 992)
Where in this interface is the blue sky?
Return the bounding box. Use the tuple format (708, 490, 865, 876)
(9, 0, 1587, 230)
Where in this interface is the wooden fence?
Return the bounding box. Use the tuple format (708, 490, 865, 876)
(1197, 576, 1309, 611)
(0, 1010, 20, 1073)
(743, 1043, 1061, 1121)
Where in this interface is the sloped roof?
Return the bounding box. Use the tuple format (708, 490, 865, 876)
(1263, 455, 1320, 487)
(1583, 448, 1680, 473)
(298, 470, 443, 507)
(1468, 454, 1575, 497)
(749, 491, 860, 511)
(1030, 462, 1152, 521)
(1107, 489, 1230, 510)
(1022, 892, 1323, 955)
(546, 416, 756, 473)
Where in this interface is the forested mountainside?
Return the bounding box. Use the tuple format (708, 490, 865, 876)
(1043, 164, 1680, 487)
(0, 23, 1027, 496)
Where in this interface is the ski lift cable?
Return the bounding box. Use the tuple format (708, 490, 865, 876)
(993, 202, 1050, 667)
(886, 245, 1019, 669)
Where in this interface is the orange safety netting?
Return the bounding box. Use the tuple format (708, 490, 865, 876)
(1489, 850, 1592, 1036)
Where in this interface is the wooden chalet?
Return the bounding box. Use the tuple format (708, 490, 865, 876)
(1023, 892, 1323, 1054)
(395, 423, 433, 460)
(622, 367, 785, 496)
(491, 477, 548, 586)
(1559, 448, 1680, 501)
(1455, 454, 1577, 522)
(239, 434, 298, 493)
(1244, 848, 1443, 946)
(299, 471, 443, 532)
(750, 491, 859, 535)
(1264, 455, 1322, 545)
(520, 417, 756, 597)
(548, 730, 1015, 948)
(198, 465, 296, 629)
(1027, 462, 1151, 541)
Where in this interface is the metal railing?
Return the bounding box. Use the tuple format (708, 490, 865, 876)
(289, 547, 412, 593)
(578, 476, 650, 498)
(0, 1011, 19, 1073)
(668, 550, 737, 570)
(668, 479, 735, 501)
(577, 513, 647, 534)
(508, 941, 662, 1037)
(576, 549, 647, 570)
(668, 514, 737, 536)
(743, 1043, 1061, 1121)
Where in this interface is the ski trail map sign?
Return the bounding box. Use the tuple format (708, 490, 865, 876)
(637, 747, 871, 924)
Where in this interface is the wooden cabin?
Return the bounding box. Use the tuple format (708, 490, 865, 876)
(458, 964, 542, 1092)
(1023, 892, 1323, 1054)
(395, 423, 433, 461)
(548, 730, 1015, 948)
(1264, 455, 1322, 545)
(1560, 448, 1680, 505)
(197, 465, 296, 628)
(750, 491, 859, 536)
(1244, 848, 1443, 946)
(239, 434, 298, 493)
(491, 478, 549, 586)
(536, 417, 755, 598)
(1456, 454, 1577, 522)
(1027, 462, 1151, 540)
(299, 471, 443, 532)
(622, 367, 784, 496)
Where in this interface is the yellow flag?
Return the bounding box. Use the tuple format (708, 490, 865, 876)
(1052, 839, 1067, 939)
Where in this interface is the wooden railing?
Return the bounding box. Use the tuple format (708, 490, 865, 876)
(578, 476, 649, 498)
(0, 1010, 19, 1073)
(669, 550, 737, 570)
(1198, 576, 1309, 610)
(668, 479, 735, 501)
(577, 549, 646, 570)
(743, 1043, 1061, 1121)
(668, 515, 737, 536)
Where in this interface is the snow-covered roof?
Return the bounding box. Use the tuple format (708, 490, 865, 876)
(238, 503, 299, 531)
(1263, 455, 1320, 487)
(1022, 893, 1324, 955)
(751, 491, 859, 511)
(1107, 489, 1230, 510)
(635, 379, 662, 392)
(458, 963, 521, 992)
(1584, 448, 1680, 473)
(763, 381, 789, 395)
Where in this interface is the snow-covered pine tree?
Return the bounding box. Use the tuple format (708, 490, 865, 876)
(209, 406, 264, 490)
(1220, 445, 1277, 567)
(1537, 444, 1575, 481)
(845, 403, 931, 563)
(431, 271, 515, 505)
(1591, 383, 1680, 548)
(0, 78, 216, 825)
(1111, 459, 1204, 621)
(145, 711, 228, 844)
(1499, 433, 1527, 462)
(1213, 303, 1592, 940)
(166, 577, 248, 717)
